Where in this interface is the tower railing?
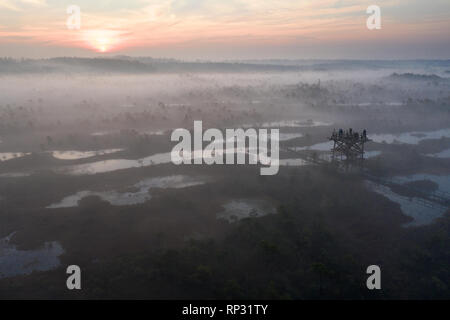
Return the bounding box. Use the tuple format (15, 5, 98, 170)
(329, 128, 371, 161)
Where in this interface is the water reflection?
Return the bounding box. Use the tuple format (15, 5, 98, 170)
(371, 128, 450, 145)
(60, 152, 172, 175)
(426, 148, 450, 159)
(393, 174, 450, 193)
(52, 148, 123, 160)
(217, 199, 276, 223)
(0, 152, 31, 161)
(366, 181, 447, 227)
(243, 119, 332, 128)
(47, 175, 207, 208)
(293, 141, 334, 152)
(0, 232, 63, 279)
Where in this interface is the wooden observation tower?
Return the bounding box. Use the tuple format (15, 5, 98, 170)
(329, 128, 370, 162)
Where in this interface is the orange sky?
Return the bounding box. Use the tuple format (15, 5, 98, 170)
(0, 0, 449, 59)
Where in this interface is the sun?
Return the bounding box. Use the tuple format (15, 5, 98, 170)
(83, 30, 120, 53)
(96, 37, 110, 52)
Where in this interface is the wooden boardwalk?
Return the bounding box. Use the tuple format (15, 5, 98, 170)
(283, 146, 450, 210)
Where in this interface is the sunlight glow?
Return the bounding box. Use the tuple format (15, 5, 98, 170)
(82, 30, 120, 53)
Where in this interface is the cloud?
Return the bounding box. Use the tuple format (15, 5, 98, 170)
(0, 0, 449, 58)
(0, 0, 21, 11)
(20, 0, 46, 6)
(0, 0, 46, 11)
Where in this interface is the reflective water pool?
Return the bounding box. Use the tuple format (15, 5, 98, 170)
(370, 128, 450, 145)
(47, 175, 208, 208)
(393, 174, 450, 193)
(366, 177, 449, 227)
(0, 152, 31, 161)
(217, 199, 276, 223)
(244, 119, 333, 128)
(0, 232, 64, 279)
(52, 148, 123, 160)
(59, 152, 172, 175)
(426, 148, 450, 159)
(293, 141, 334, 152)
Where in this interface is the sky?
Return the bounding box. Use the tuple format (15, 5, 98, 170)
(0, 0, 449, 60)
